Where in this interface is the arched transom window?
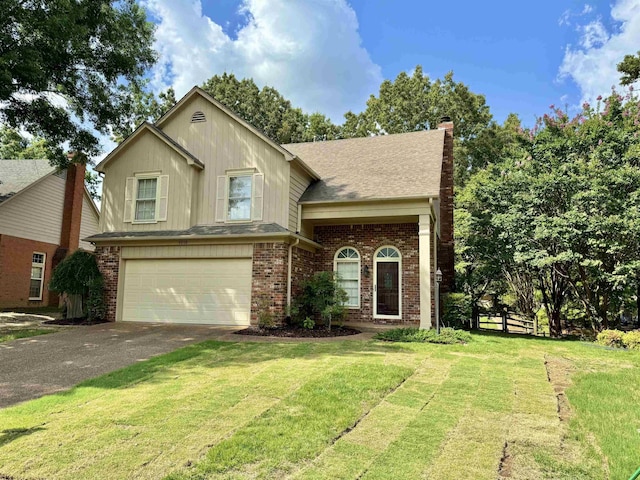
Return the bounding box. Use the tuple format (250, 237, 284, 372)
(334, 247, 360, 308)
(376, 247, 400, 259)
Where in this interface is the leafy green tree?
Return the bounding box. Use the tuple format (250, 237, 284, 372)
(618, 51, 640, 86)
(111, 82, 176, 143)
(49, 250, 104, 320)
(0, 126, 49, 159)
(464, 93, 640, 334)
(201, 73, 340, 144)
(0, 0, 156, 168)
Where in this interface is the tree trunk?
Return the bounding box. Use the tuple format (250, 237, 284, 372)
(66, 293, 84, 319)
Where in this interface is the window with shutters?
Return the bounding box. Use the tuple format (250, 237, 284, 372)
(216, 169, 264, 223)
(125, 173, 169, 224)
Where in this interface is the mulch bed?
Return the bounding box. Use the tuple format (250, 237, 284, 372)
(43, 317, 110, 326)
(235, 326, 361, 338)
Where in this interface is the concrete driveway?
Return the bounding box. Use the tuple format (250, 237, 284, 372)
(0, 322, 238, 408)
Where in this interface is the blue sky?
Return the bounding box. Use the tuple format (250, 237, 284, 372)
(141, 0, 640, 126)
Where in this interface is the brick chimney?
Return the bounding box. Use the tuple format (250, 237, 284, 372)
(60, 157, 86, 253)
(437, 116, 455, 292)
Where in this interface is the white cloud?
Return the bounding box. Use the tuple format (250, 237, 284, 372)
(559, 0, 640, 101)
(582, 4, 594, 15)
(142, 0, 382, 122)
(579, 20, 609, 48)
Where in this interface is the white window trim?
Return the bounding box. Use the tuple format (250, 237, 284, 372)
(29, 252, 46, 301)
(334, 247, 361, 309)
(373, 246, 402, 320)
(132, 172, 160, 224)
(224, 168, 256, 224)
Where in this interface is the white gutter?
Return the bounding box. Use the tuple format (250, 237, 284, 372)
(287, 238, 301, 309)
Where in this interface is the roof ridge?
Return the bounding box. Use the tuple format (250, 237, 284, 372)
(282, 129, 438, 147)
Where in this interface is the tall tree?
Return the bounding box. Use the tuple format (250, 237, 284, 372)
(0, 0, 156, 168)
(201, 73, 340, 144)
(111, 82, 176, 143)
(618, 51, 640, 86)
(463, 93, 640, 334)
(0, 126, 48, 159)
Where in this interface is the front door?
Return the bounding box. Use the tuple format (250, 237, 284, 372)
(376, 262, 399, 317)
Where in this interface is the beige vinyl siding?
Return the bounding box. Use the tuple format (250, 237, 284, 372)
(100, 131, 197, 233)
(161, 96, 291, 228)
(0, 173, 65, 244)
(289, 164, 312, 232)
(302, 199, 432, 221)
(121, 244, 252, 259)
(79, 193, 99, 251)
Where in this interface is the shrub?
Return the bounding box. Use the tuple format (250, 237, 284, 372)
(442, 293, 472, 329)
(622, 330, 640, 350)
(302, 317, 315, 330)
(86, 276, 106, 322)
(292, 272, 348, 330)
(255, 295, 276, 328)
(374, 327, 471, 344)
(596, 329, 625, 348)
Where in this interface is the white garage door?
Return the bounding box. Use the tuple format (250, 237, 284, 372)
(121, 258, 252, 325)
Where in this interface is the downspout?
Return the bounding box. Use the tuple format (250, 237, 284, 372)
(287, 238, 301, 310)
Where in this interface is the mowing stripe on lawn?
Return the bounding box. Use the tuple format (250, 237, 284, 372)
(166, 361, 414, 480)
(0, 342, 346, 480)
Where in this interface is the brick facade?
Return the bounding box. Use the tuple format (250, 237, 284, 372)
(314, 223, 421, 325)
(250, 242, 289, 325)
(95, 246, 120, 322)
(93, 225, 434, 327)
(0, 234, 60, 308)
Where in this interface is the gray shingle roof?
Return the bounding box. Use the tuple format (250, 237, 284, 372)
(0, 159, 56, 204)
(283, 130, 445, 203)
(85, 223, 289, 241)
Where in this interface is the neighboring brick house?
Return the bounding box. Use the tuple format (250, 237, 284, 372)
(87, 87, 453, 328)
(0, 160, 100, 308)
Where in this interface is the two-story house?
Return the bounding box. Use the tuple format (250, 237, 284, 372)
(0, 160, 100, 308)
(87, 87, 454, 328)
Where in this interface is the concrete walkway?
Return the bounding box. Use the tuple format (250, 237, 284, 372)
(0, 322, 237, 408)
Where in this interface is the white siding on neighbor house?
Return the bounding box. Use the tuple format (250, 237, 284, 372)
(289, 164, 312, 232)
(161, 95, 291, 228)
(0, 173, 65, 245)
(100, 132, 198, 233)
(120, 244, 252, 259)
(79, 193, 99, 251)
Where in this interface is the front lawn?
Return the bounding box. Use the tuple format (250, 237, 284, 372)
(0, 334, 638, 479)
(0, 328, 54, 343)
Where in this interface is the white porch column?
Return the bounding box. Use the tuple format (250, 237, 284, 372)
(419, 214, 433, 329)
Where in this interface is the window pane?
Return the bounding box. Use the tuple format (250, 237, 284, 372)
(338, 279, 359, 307)
(29, 279, 42, 298)
(229, 176, 252, 199)
(337, 262, 358, 279)
(137, 178, 157, 200)
(32, 253, 44, 264)
(135, 199, 156, 220)
(31, 266, 43, 279)
(337, 248, 358, 259)
(228, 198, 251, 220)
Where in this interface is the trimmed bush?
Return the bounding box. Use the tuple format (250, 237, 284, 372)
(374, 327, 471, 344)
(292, 272, 347, 330)
(623, 330, 640, 350)
(596, 329, 625, 348)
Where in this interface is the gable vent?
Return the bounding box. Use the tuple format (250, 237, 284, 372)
(191, 111, 206, 123)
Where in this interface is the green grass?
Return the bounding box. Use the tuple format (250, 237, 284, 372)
(0, 333, 638, 479)
(0, 328, 54, 343)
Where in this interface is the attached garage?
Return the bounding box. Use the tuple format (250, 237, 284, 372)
(120, 248, 253, 325)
